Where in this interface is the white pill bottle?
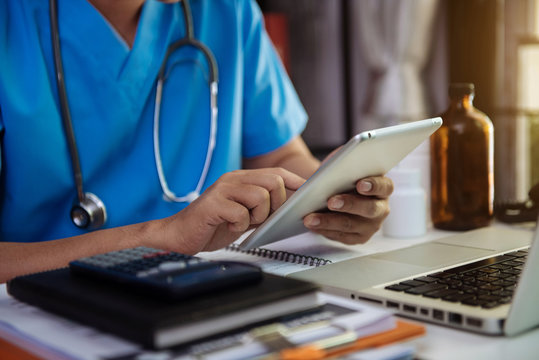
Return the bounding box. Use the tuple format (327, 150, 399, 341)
(383, 167, 427, 238)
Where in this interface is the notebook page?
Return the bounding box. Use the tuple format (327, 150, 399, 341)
(198, 230, 450, 276)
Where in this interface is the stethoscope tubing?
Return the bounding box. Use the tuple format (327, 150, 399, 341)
(49, 0, 86, 204)
(154, 0, 219, 202)
(49, 0, 219, 228)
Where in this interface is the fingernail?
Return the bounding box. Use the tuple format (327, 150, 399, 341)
(359, 180, 373, 193)
(329, 197, 344, 210)
(305, 216, 320, 227)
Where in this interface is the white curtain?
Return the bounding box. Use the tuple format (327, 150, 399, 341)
(355, 0, 440, 130)
(352, 0, 442, 225)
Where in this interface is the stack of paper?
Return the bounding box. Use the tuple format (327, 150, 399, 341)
(0, 284, 424, 360)
(6, 268, 322, 349)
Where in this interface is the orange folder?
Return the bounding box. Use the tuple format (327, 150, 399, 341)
(0, 337, 43, 360)
(279, 320, 426, 360)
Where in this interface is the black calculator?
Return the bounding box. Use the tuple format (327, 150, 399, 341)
(69, 247, 262, 300)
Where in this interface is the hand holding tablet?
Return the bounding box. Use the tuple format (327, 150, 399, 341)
(239, 118, 443, 250)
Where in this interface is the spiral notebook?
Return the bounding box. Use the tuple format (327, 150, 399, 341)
(198, 231, 365, 276)
(225, 244, 333, 267)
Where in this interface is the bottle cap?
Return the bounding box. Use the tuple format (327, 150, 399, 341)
(449, 83, 475, 97)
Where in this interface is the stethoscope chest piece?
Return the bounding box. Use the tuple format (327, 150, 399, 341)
(70, 192, 107, 229)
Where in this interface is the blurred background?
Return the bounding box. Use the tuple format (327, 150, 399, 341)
(256, 0, 539, 207)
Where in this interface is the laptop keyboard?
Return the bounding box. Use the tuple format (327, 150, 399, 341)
(385, 249, 529, 309)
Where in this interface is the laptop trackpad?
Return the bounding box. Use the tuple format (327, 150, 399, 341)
(370, 242, 495, 269)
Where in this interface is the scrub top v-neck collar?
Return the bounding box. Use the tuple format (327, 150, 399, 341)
(56, 0, 181, 104)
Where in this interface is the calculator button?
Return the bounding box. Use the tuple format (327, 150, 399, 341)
(137, 268, 160, 277)
(187, 258, 207, 266)
(158, 261, 187, 272)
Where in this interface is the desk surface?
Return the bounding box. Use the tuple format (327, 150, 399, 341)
(409, 316, 539, 360)
(1, 224, 539, 360)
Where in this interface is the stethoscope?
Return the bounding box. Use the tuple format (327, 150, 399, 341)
(49, 0, 218, 230)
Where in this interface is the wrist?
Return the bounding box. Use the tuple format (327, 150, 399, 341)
(120, 219, 163, 250)
(131, 215, 193, 254)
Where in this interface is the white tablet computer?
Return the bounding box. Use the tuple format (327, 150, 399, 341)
(239, 117, 443, 250)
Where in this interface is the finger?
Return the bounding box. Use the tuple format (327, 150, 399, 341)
(212, 198, 251, 232)
(304, 212, 367, 234)
(237, 172, 286, 211)
(356, 176, 394, 198)
(269, 167, 306, 191)
(226, 183, 271, 225)
(326, 194, 390, 219)
(233, 168, 306, 210)
(235, 168, 306, 191)
(205, 181, 270, 226)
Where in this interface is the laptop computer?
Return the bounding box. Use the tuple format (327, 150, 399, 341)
(290, 222, 539, 336)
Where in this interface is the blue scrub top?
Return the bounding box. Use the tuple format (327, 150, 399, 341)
(0, 0, 307, 242)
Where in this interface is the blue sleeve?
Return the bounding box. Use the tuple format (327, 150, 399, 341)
(0, 1, 7, 177)
(0, 109, 3, 177)
(240, 0, 308, 158)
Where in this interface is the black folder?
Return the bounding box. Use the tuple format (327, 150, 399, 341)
(7, 268, 320, 349)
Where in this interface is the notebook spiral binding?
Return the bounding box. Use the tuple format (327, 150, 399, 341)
(225, 244, 333, 267)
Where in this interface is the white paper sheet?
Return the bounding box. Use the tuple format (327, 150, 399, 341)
(0, 285, 411, 360)
(0, 286, 140, 360)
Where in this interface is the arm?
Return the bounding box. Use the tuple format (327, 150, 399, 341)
(244, 136, 394, 245)
(0, 224, 148, 283)
(0, 168, 306, 283)
(243, 136, 320, 179)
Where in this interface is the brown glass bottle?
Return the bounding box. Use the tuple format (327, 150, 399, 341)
(430, 83, 494, 230)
